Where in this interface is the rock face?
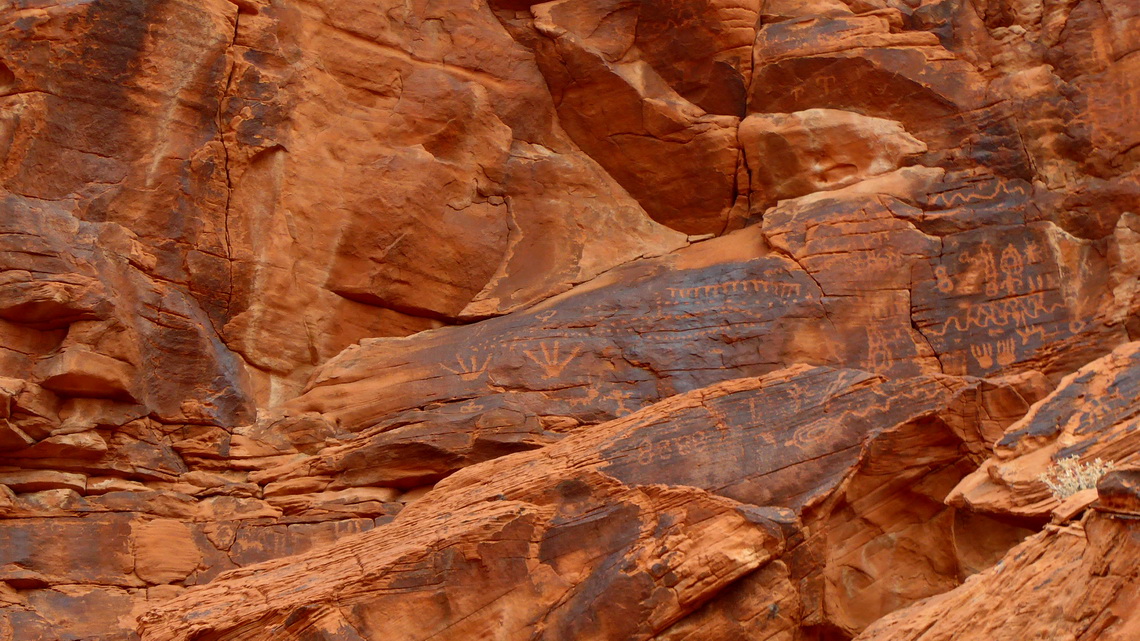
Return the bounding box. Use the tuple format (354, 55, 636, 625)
(138, 366, 1030, 640)
(0, 0, 1138, 639)
(851, 344, 1140, 641)
(948, 341, 1140, 521)
(856, 468, 1140, 641)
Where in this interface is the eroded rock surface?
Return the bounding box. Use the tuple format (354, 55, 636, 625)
(857, 469, 1140, 641)
(0, 0, 1137, 638)
(139, 366, 1030, 640)
(949, 341, 1140, 521)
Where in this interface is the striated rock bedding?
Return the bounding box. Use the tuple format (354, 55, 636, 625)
(1, 0, 1138, 639)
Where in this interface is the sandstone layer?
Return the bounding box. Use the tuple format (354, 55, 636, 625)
(0, 0, 1138, 638)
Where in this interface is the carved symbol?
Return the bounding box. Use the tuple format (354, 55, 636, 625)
(970, 343, 994, 369)
(708, 404, 730, 430)
(441, 353, 492, 381)
(1015, 324, 1047, 346)
(957, 241, 1000, 296)
(667, 279, 802, 300)
(996, 338, 1017, 366)
(524, 342, 581, 379)
(536, 310, 557, 322)
(934, 265, 954, 293)
(1027, 273, 1053, 290)
(999, 244, 1025, 295)
(457, 400, 486, 414)
(981, 248, 1000, 296)
(566, 386, 601, 409)
(1024, 242, 1042, 263)
(636, 436, 656, 466)
(609, 388, 636, 415)
(867, 327, 894, 371)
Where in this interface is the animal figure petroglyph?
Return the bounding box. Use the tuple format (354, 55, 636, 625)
(441, 353, 492, 381)
(524, 342, 582, 379)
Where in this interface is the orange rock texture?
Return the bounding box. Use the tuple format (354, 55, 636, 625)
(0, 0, 1138, 638)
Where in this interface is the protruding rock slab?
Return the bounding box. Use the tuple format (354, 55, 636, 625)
(855, 497, 1140, 641)
(740, 109, 927, 212)
(278, 182, 1123, 489)
(525, 0, 746, 234)
(141, 365, 1030, 639)
(949, 342, 1140, 520)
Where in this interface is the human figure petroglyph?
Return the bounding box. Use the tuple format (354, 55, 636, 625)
(707, 403, 731, 430)
(608, 388, 637, 415)
(999, 244, 1025, 295)
(867, 327, 895, 371)
(742, 398, 780, 446)
(937, 239, 1059, 307)
(954, 241, 1000, 296)
(980, 243, 1002, 297)
(1024, 241, 1042, 263)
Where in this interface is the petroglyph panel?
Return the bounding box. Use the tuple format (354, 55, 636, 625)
(763, 195, 942, 376)
(599, 369, 963, 509)
(398, 256, 826, 411)
(912, 225, 1074, 376)
(925, 176, 1032, 211)
(285, 247, 835, 485)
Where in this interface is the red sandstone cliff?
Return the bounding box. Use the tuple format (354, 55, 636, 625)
(1, 0, 1138, 638)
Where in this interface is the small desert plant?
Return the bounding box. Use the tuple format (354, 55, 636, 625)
(1037, 455, 1116, 500)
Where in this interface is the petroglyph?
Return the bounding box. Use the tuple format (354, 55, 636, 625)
(927, 178, 1030, 209)
(523, 342, 582, 379)
(996, 338, 1017, 366)
(1014, 324, 1048, 346)
(666, 279, 803, 300)
(970, 343, 995, 369)
(868, 327, 898, 370)
(935, 266, 955, 293)
(999, 244, 1025, 295)
(959, 241, 1002, 297)
(929, 293, 1065, 337)
(441, 353, 493, 381)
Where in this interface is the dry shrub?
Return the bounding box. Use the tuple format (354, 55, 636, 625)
(1037, 455, 1116, 500)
